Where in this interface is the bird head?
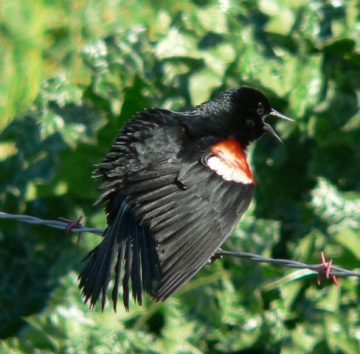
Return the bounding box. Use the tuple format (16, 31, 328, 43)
(187, 86, 293, 148)
(225, 86, 293, 146)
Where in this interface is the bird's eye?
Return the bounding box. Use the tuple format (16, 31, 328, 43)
(257, 102, 264, 116)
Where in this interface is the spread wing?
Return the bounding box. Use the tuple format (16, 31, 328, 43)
(79, 109, 254, 310)
(136, 160, 254, 301)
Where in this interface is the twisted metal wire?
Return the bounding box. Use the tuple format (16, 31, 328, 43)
(0, 211, 103, 235)
(1, 211, 359, 278)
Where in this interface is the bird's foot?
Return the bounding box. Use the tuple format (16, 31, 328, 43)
(206, 248, 224, 265)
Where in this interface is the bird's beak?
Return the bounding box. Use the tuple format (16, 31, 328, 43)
(264, 109, 293, 143)
(269, 109, 294, 122)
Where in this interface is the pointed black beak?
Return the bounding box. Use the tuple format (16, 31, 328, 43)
(264, 109, 293, 143)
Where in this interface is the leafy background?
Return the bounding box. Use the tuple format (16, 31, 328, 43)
(1, 0, 359, 353)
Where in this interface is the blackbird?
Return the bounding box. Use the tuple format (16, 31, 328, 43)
(79, 86, 292, 310)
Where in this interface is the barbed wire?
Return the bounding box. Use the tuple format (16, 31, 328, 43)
(0, 211, 103, 235)
(1, 211, 360, 280)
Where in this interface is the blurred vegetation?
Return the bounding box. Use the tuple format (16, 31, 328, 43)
(1, 0, 360, 353)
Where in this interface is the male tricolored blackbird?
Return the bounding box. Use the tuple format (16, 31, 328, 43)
(79, 86, 292, 310)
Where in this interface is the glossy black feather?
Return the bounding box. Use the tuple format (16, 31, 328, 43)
(78, 86, 288, 310)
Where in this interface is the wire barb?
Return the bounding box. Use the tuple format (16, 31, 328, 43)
(0, 211, 103, 235)
(317, 251, 339, 286)
(1, 211, 360, 279)
(59, 215, 84, 243)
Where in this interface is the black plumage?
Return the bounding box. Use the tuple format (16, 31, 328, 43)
(78, 86, 291, 310)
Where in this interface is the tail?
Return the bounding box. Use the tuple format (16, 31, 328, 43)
(78, 200, 161, 311)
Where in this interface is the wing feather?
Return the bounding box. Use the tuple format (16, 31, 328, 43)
(80, 109, 254, 309)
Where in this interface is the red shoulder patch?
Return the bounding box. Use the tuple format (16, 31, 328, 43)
(205, 138, 254, 184)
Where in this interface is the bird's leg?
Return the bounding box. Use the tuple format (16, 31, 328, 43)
(206, 248, 224, 265)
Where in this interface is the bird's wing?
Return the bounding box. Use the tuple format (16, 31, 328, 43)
(80, 109, 185, 310)
(80, 109, 254, 309)
(130, 154, 254, 301)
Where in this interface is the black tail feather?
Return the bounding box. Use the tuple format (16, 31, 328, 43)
(78, 200, 160, 310)
(111, 244, 123, 312)
(131, 224, 142, 305)
(122, 227, 131, 310)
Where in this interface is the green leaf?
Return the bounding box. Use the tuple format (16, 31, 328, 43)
(334, 227, 360, 260)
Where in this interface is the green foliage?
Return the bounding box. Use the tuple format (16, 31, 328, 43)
(1, 0, 359, 352)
